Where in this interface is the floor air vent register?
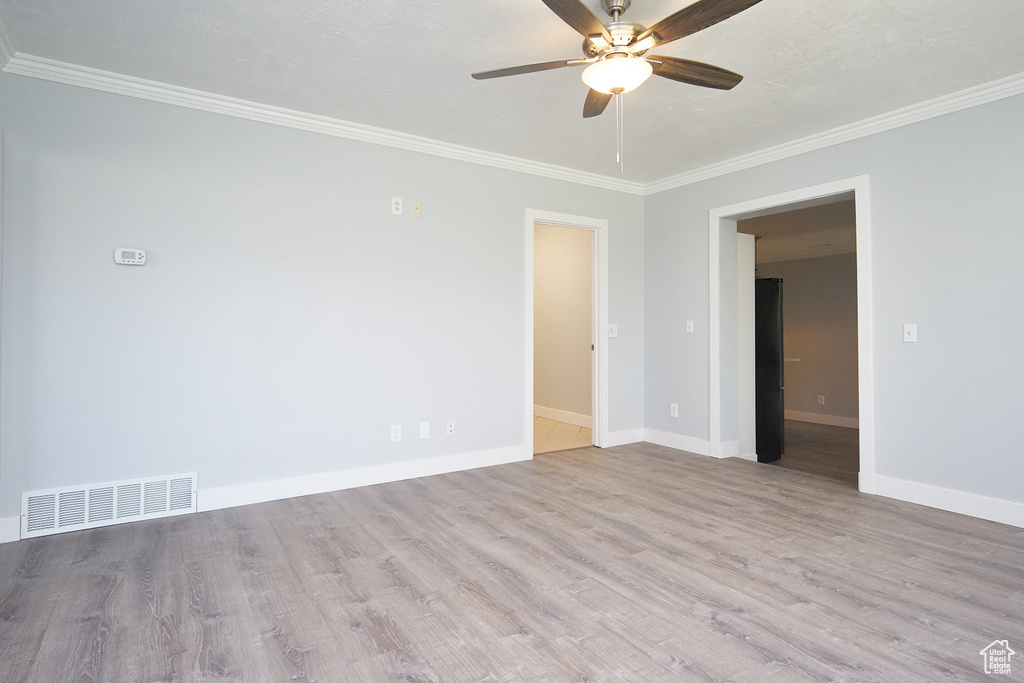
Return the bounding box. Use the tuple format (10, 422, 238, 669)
(21, 472, 197, 539)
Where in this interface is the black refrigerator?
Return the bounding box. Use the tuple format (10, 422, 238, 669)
(755, 278, 784, 463)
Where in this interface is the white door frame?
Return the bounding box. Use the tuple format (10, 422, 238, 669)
(525, 209, 609, 450)
(708, 176, 876, 492)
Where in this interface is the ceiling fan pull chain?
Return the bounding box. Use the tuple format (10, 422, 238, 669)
(616, 92, 624, 174)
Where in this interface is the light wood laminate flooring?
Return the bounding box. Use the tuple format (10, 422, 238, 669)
(2, 443, 1022, 682)
(770, 420, 860, 487)
(534, 416, 592, 454)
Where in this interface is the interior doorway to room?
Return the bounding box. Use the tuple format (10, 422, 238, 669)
(533, 223, 595, 454)
(708, 176, 874, 493)
(737, 200, 860, 487)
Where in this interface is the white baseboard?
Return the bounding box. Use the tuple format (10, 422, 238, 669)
(643, 429, 711, 457)
(603, 429, 644, 447)
(786, 410, 859, 429)
(534, 405, 592, 429)
(10, 453, 1020, 541)
(0, 516, 20, 544)
(872, 474, 1024, 529)
(199, 445, 531, 513)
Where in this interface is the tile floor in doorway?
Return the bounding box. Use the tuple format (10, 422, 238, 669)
(534, 416, 592, 454)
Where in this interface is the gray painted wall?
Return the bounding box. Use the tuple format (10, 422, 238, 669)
(759, 253, 859, 421)
(645, 92, 1024, 503)
(3, 69, 1023, 523)
(0, 73, 645, 519)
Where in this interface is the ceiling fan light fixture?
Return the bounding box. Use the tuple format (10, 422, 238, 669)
(581, 56, 653, 94)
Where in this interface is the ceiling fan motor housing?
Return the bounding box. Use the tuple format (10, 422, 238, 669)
(601, 0, 632, 17)
(583, 22, 647, 57)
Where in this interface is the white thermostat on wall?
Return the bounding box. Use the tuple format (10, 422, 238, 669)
(114, 248, 146, 265)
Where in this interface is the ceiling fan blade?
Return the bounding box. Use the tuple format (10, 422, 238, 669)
(649, 55, 743, 89)
(583, 89, 613, 118)
(635, 0, 763, 50)
(472, 59, 581, 80)
(540, 0, 612, 43)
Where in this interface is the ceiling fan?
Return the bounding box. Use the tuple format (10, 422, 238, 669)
(472, 0, 763, 118)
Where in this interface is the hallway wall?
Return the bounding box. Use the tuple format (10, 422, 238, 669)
(759, 252, 858, 426)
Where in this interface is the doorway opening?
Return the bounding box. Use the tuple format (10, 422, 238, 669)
(534, 223, 594, 454)
(708, 176, 875, 493)
(524, 209, 609, 456)
(738, 200, 859, 486)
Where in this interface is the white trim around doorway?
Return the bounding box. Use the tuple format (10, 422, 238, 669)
(525, 209, 610, 451)
(708, 175, 875, 493)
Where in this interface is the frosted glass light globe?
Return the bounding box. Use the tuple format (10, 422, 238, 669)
(582, 57, 653, 94)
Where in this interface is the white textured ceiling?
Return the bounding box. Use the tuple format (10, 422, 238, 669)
(1, 0, 1023, 183)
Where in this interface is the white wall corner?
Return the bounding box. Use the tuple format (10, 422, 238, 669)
(0, 17, 14, 69)
(197, 445, 531, 513)
(603, 428, 645, 448)
(872, 474, 1024, 529)
(718, 440, 740, 459)
(0, 516, 21, 544)
(643, 429, 711, 457)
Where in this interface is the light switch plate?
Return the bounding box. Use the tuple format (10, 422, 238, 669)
(608, 324, 618, 338)
(903, 324, 917, 343)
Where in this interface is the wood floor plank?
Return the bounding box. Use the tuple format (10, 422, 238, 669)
(21, 527, 129, 681)
(236, 503, 358, 681)
(0, 533, 84, 682)
(770, 420, 860, 486)
(2, 443, 1022, 681)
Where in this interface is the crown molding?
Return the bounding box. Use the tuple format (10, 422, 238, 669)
(3, 53, 1022, 197)
(1, 54, 645, 196)
(0, 19, 14, 70)
(645, 71, 1024, 195)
